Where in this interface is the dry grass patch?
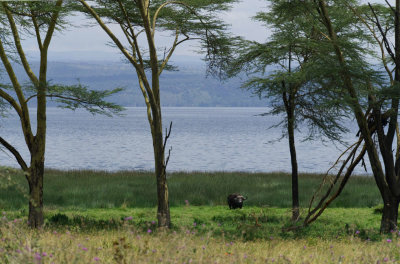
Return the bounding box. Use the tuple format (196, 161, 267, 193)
(1, 219, 400, 264)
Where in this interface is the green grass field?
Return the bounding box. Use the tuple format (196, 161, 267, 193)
(0, 168, 381, 209)
(0, 168, 395, 263)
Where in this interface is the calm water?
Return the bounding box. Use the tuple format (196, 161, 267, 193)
(0, 107, 369, 174)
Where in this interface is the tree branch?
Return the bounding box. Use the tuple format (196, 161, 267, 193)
(0, 37, 34, 148)
(162, 121, 173, 171)
(0, 136, 28, 172)
(0, 89, 22, 118)
(159, 28, 180, 75)
(42, 0, 63, 50)
(346, 3, 394, 84)
(116, 0, 145, 69)
(368, 3, 396, 62)
(2, 2, 39, 87)
(162, 121, 173, 154)
(30, 7, 43, 52)
(304, 144, 367, 226)
(384, 0, 396, 14)
(79, 0, 157, 113)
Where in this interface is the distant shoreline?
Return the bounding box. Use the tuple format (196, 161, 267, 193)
(2, 166, 374, 177)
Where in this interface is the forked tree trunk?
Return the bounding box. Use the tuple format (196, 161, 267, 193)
(152, 116, 171, 228)
(28, 159, 44, 228)
(380, 194, 399, 233)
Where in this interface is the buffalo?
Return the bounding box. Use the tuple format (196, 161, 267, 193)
(227, 193, 247, 209)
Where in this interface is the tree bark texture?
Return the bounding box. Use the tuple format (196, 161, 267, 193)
(288, 112, 299, 221)
(152, 114, 171, 228)
(28, 158, 44, 228)
(380, 195, 399, 233)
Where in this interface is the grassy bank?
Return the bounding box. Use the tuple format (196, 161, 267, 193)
(0, 168, 381, 210)
(2, 218, 400, 264)
(1, 207, 399, 263)
(0, 169, 396, 263)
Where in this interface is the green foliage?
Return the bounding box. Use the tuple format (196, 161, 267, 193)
(0, 1, 123, 120)
(0, 1, 74, 36)
(47, 83, 124, 116)
(77, 0, 237, 73)
(20, 81, 124, 116)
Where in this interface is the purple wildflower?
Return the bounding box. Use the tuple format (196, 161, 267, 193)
(147, 229, 152, 233)
(124, 216, 133, 221)
(387, 239, 392, 243)
(193, 222, 197, 227)
(355, 230, 360, 235)
(384, 257, 389, 262)
(42, 252, 47, 257)
(94, 257, 100, 262)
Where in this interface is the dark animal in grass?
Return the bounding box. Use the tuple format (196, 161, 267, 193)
(227, 193, 246, 209)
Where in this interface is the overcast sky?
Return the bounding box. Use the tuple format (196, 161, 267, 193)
(22, 0, 268, 62)
(23, 0, 387, 62)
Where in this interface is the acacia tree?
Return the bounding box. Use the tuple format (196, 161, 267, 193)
(0, 1, 121, 228)
(77, 0, 235, 228)
(214, 0, 350, 221)
(314, 0, 400, 233)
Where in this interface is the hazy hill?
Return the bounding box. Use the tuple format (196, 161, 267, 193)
(7, 60, 265, 107)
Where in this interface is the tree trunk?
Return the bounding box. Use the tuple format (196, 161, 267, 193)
(380, 193, 399, 233)
(288, 110, 299, 221)
(28, 159, 44, 228)
(153, 116, 171, 228)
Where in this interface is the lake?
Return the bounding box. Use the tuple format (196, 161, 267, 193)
(0, 107, 369, 174)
